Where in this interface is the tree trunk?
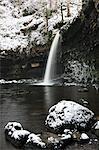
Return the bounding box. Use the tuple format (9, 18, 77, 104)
(67, 0, 71, 17)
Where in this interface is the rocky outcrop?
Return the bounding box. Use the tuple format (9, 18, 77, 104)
(61, 0, 99, 84)
(0, 0, 83, 80)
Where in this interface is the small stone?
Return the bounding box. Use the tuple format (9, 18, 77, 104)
(61, 133, 72, 141)
(80, 133, 89, 140)
(94, 139, 98, 142)
(64, 129, 72, 134)
(79, 133, 90, 143)
(78, 88, 88, 92)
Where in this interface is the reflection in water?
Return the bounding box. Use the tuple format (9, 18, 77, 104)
(44, 87, 54, 110)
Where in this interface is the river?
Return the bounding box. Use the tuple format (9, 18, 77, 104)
(0, 82, 99, 150)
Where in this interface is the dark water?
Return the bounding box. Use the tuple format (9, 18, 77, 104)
(0, 83, 99, 150)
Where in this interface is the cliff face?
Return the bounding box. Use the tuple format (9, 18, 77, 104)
(61, 0, 99, 84)
(0, 0, 82, 79)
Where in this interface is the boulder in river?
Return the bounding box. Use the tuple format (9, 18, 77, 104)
(45, 100, 95, 133)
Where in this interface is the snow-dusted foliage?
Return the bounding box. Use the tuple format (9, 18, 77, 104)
(0, 0, 82, 54)
(45, 100, 94, 132)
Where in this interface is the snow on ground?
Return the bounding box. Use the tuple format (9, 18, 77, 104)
(0, 0, 82, 53)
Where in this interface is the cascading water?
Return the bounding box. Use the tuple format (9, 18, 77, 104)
(43, 31, 60, 85)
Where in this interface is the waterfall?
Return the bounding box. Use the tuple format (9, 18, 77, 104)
(43, 31, 60, 85)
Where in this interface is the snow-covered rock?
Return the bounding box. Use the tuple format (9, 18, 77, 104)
(45, 100, 95, 132)
(80, 133, 89, 140)
(9, 130, 30, 147)
(64, 129, 72, 135)
(47, 136, 63, 149)
(92, 121, 99, 137)
(4, 122, 23, 136)
(11, 130, 30, 140)
(4, 122, 30, 147)
(72, 131, 89, 143)
(25, 133, 46, 149)
(46, 132, 72, 149)
(94, 121, 99, 130)
(61, 133, 72, 141)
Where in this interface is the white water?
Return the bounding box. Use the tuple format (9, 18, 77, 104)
(43, 31, 60, 85)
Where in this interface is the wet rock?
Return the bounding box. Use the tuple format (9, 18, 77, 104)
(45, 100, 95, 133)
(72, 131, 81, 142)
(40, 130, 73, 149)
(92, 121, 99, 138)
(47, 136, 63, 149)
(78, 88, 88, 92)
(25, 133, 46, 149)
(42, 131, 72, 149)
(80, 99, 89, 107)
(72, 131, 89, 143)
(94, 0, 99, 12)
